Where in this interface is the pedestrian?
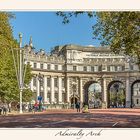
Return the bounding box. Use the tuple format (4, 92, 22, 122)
(76, 101, 80, 112)
(3, 104, 8, 115)
(25, 104, 28, 112)
(28, 103, 32, 112)
(0, 105, 2, 115)
(34, 102, 38, 112)
(8, 103, 11, 113)
(17, 104, 20, 111)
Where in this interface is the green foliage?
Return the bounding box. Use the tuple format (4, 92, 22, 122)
(110, 91, 125, 104)
(57, 11, 140, 68)
(56, 11, 94, 24)
(22, 88, 33, 102)
(0, 12, 33, 103)
(92, 12, 140, 58)
(94, 92, 101, 100)
(88, 91, 101, 100)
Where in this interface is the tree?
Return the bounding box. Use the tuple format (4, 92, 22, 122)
(93, 12, 140, 69)
(56, 11, 140, 69)
(0, 12, 16, 103)
(0, 12, 33, 104)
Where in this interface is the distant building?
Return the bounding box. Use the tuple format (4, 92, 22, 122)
(24, 38, 140, 108)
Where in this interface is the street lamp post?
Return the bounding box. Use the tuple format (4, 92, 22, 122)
(37, 73, 44, 111)
(72, 82, 76, 109)
(19, 33, 23, 114)
(11, 33, 29, 114)
(73, 92, 75, 109)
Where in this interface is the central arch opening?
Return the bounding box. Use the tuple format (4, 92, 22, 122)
(108, 81, 125, 108)
(131, 80, 140, 108)
(84, 81, 102, 108)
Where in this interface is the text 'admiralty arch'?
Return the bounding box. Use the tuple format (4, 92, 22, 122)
(24, 37, 140, 109)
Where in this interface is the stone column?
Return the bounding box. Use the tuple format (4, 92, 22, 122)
(36, 77, 40, 101)
(51, 76, 54, 103)
(58, 77, 62, 103)
(79, 78, 83, 103)
(102, 77, 107, 108)
(66, 77, 70, 103)
(44, 76, 47, 103)
(125, 76, 131, 107)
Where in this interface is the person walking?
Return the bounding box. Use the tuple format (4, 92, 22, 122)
(3, 104, 8, 115)
(76, 101, 80, 112)
(0, 105, 2, 115)
(34, 102, 38, 113)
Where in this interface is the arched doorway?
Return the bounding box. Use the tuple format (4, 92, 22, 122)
(108, 81, 125, 108)
(70, 96, 78, 108)
(131, 80, 140, 108)
(84, 81, 102, 108)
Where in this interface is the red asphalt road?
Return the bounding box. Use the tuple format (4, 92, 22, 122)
(0, 108, 140, 128)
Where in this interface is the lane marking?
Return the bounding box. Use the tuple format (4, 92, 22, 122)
(112, 122, 118, 127)
(51, 120, 67, 125)
(32, 120, 68, 127)
(9, 120, 68, 128)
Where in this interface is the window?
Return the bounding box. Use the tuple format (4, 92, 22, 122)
(107, 66, 110, 71)
(94, 66, 98, 72)
(54, 92, 58, 103)
(73, 66, 77, 71)
(110, 66, 115, 71)
(91, 66, 94, 72)
(47, 92, 51, 103)
(34, 63, 37, 68)
(117, 66, 121, 71)
(47, 77, 51, 87)
(130, 65, 133, 70)
(122, 66, 125, 71)
(54, 78, 58, 87)
(62, 78, 65, 88)
(47, 64, 50, 70)
(136, 99, 139, 104)
(115, 66, 118, 71)
(83, 66, 87, 72)
(62, 65, 65, 71)
(33, 77, 36, 87)
(55, 65, 58, 70)
(102, 65, 106, 71)
(40, 63, 43, 69)
(62, 92, 66, 103)
(99, 65, 102, 71)
(40, 78, 44, 87)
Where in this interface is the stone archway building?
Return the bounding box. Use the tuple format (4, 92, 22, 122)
(24, 40, 140, 108)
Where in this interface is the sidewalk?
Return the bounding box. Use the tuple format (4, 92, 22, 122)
(1, 108, 139, 116)
(0, 109, 78, 116)
(0, 111, 41, 116)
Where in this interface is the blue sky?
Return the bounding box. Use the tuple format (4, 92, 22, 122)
(10, 12, 100, 53)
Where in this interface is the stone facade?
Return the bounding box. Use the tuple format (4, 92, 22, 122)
(24, 41, 140, 108)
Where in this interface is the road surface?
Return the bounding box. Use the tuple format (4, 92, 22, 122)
(0, 108, 140, 128)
